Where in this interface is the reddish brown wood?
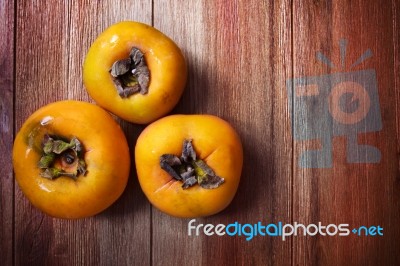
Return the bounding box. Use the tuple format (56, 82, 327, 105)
(0, 0, 398, 265)
(292, 0, 400, 265)
(152, 0, 293, 265)
(13, 1, 152, 265)
(0, 0, 14, 265)
(151, 2, 205, 265)
(395, 0, 400, 185)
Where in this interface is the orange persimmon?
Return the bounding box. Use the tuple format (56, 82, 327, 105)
(83, 21, 187, 124)
(12, 101, 130, 219)
(135, 114, 243, 218)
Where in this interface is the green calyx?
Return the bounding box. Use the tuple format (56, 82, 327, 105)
(38, 134, 87, 180)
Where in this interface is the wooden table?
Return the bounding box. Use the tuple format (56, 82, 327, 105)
(1, 0, 399, 265)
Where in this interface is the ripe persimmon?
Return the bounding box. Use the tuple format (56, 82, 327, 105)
(13, 101, 130, 219)
(135, 115, 243, 218)
(83, 21, 187, 124)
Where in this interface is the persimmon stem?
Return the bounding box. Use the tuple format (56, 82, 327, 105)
(110, 47, 150, 98)
(38, 134, 87, 180)
(160, 139, 225, 189)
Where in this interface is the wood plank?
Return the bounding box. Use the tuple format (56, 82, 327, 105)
(394, 0, 400, 194)
(151, 2, 205, 265)
(8, 0, 399, 264)
(152, 0, 292, 265)
(14, 1, 152, 265)
(291, 0, 400, 265)
(0, 0, 14, 264)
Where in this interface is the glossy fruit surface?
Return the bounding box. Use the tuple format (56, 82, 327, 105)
(83, 21, 187, 124)
(135, 114, 243, 218)
(13, 100, 130, 219)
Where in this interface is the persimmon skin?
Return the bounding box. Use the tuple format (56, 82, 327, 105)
(12, 101, 130, 219)
(135, 115, 243, 218)
(83, 21, 187, 124)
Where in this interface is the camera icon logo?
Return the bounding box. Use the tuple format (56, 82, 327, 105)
(287, 39, 382, 168)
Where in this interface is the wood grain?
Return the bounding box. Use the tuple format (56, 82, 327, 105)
(151, 1, 204, 265)
(14, 1, 152, 265)
(153, 0, 292, 265)
(292, 0, 400, 265)
(0, 0, 14, 265)
(1, 0, 399, 265)
(395, 0, 400, 189)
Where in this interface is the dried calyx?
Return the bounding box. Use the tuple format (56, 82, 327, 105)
(160, 139, 225, 189)
(38, 134, 87, 180)
(110, 47, 150, 98)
